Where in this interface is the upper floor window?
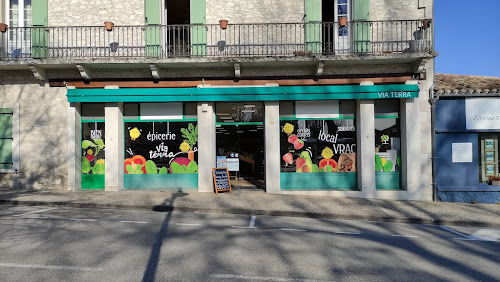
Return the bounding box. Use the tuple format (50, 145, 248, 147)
(337, 0, 349, 36)
(7, 0, 32, 40)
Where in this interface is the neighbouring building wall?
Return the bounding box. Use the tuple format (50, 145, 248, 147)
(206, 0, 304, 24)
(48, 0, 144, 26)
(370, 0, 426, 20)
(0, 0, 5, 23)
(0, 72, 68, 189)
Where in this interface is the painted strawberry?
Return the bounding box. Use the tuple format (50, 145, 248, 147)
(294, 139, 304, 150)
(296, 157, 306, 170)
(283, 153, 293, 165)
(288, 134, 298, 144)
(85, 154, 94, 162)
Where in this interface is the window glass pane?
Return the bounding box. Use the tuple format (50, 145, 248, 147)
(81, 103, 105, 119)
(183, 102, 198, 116)
(375, 100, 399, 116)
(340, 100, 355, 116)
(338, 5, 347, 15)
(479, 136, 499, 183)
(124, 103, 139, 119)
(279, 102, 294, 117)
(215, 102, 264, 123)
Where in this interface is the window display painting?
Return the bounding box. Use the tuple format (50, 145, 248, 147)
(485, 139, 494, 150)
(124, 122, 198, 175)
(486, 152, 495, 163)
(280, 120, 356, 173)
(82, 122, 105, 176)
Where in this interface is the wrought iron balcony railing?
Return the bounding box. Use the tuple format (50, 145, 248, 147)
(0, 20, 432, 61)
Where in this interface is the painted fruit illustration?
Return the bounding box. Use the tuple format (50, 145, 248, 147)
(124, 155, 147, 174)
(85, 149, 94, 162)
(296, 151, 313, 173)
(179, 141, 190, 153)
(283, 153, 293, 165)
(129, 127, 141, 141)
(293, 139, 304, 150)
(319, 159, 338, 172)
(170, 157, 198, 174)
(180, 123, 198, 161)
(337, 153, 355, 172)
(283, 123, 294, 135)
(321, 147, 334, 159)
(287, 134, 298, 144)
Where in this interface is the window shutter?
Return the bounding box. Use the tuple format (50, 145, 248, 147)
(31, 0, 48, 58)
(190, 0, 206, 56)
(353, 0, 370, 53)
(305, 0, 321, 54)
(0, 109, 13, 170)
(145, 0, 161, 57)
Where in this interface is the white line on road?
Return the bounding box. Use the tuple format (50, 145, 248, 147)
(120, 221, 149, 224)
(69, 218, 97, 222)
(440, 226, 477, 240)
(392, 235, 419, 238)
(249, 215, 256, 228)
(453, 237, 497, 242)
(281, 228, 307, 232)
(335, 231, 361, 235)
(13, 207, 57, 217)
(231, 226, 257, 229)
(0, 263, 102, 272)
(175, 223, 201, 226)
(211, 274, 332, 282)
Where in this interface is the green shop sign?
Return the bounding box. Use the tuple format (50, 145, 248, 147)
(67, 84, 419, 103)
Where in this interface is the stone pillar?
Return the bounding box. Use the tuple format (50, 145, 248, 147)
(68, 102, 81, 190)
(401, 80, 421, 198)
(265, 101, 280, 194)
(356, 99, 376, 197)
(197, 102, 216, 192)
(105, 102, 124, 191)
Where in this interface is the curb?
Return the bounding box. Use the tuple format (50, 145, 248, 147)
(1, 199, 498, 228)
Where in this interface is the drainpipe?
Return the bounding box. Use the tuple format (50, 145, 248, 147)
(429, 82, 438, 201)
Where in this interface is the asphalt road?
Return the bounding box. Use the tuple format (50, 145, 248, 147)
(0, 205, 499, 282)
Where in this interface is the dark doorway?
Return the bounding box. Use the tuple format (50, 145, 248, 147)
(164, 0, 190, 56)
(322, 0, 335, 54)
(216, 124, 265, 190)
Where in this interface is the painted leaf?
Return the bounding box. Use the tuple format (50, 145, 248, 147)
(180, 165, 188, 174)
(170, 162, 182, 174)
(82, 157, 91, 174)
(383, 160, 393, 172)
(92, 163, 101, 175)
(375, 155, 383, 172)
(145, 160, 158, 174)
(135, 164, 142, 174)
(126, 164, 133, 173)
(94, 138, 105, 150)
(82, 140, 96, 149)
(187, 161, 198, 173)
(159, 167, 168, 174)
(397, 157, 400, 167)
(312, 164, 319, 173)
(325, 165, 334, 172)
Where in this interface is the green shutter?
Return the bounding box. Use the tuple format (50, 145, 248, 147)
(305, 0, 321, 54)
(145, 0, 161, 57)
(0, 109, 13, 169)
(31, 0, 48, 58)
(190, 0, 206, 56)
(353, 0, 370, 53)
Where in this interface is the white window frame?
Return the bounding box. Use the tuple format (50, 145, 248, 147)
(0, 103, 20, 173)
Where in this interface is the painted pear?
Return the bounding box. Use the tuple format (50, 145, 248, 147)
(297, 151, 313, 173)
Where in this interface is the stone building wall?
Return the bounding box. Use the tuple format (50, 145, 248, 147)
(48, 0, 144, 26)
(370, 0, 426, 20)
(0, 72, 68, 190)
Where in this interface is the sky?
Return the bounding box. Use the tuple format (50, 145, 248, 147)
(435, 0, 500, 77)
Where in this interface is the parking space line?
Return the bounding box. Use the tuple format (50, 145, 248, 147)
(69, 218, 97, 222)
(175, 223, 201, 226)
(0, 262, 102, 272)
(392, 235, 418, 238)
(335, 231, 361, 235)
(231, 226, 257, 229)
(120, 221, 149, 224)
(211, 273, 332, 282)
(440, 226, 477, 240)
(281, 228, 307, 232)
(249, 216, 256, 228)
(13, 207, 57, 217)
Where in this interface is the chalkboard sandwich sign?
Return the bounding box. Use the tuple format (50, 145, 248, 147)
(212, 167, 232, 194)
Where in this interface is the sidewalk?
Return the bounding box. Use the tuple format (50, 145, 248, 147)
(1, 187, 499, 227)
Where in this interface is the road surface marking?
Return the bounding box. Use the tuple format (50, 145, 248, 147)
(69, 218, 97, 222)
(392, 235, 418, 238)
(175, 223, 201, 226)
(21, 215, 49, 219)
(120, 221, 149, 224)
(249, 215, 256, 228)
(231, 226, 257, 229)
(0, 263, 102, 272)
(281, 228, 307, 232)
(335, 231, 361, 235)
(211, 274, 332, 282)
(13, 207, 56, 217)
(440, 226, 477, 240)
(470, 229, 500, 241)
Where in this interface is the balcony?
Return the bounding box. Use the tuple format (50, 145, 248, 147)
(0, 20, 433, 61)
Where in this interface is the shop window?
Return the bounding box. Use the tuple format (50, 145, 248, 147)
(479, 135, 499, 183)
(375, 100, 401, 189)
(81, 122, 105, 189)
(280, 100, 357, 190)
(0, 106, 19, 173)
(124, 121, 198, 189)
(216, 102, 264, 123)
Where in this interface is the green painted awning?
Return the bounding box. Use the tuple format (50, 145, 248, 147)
(67, 84, 419, 102)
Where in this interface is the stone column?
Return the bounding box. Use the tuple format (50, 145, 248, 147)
(68, 102, 81, 190)
(105, 102, 124, 191)
(197, 102, 216, 192)
(265, 101, 280, 194)
(356, 99, 376, 197)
